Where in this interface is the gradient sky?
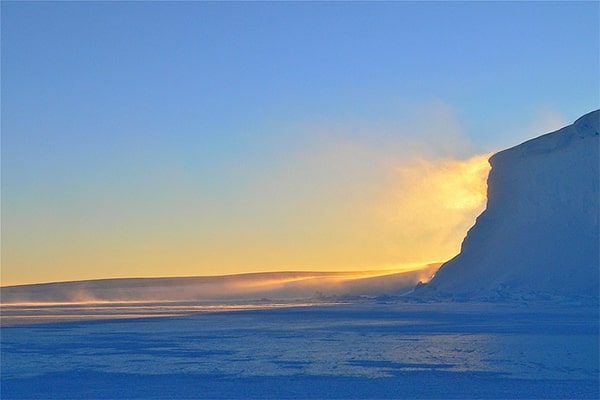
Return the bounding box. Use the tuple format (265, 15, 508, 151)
(2, 1, 599, 285)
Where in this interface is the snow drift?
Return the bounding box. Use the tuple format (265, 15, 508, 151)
(419, 110, 599, 300)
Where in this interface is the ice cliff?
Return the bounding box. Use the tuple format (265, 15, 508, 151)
(419, 110, 599, 300)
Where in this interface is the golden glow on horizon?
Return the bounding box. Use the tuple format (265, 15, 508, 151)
(2, 265, 441, 315)
(2, 150, 490, 286)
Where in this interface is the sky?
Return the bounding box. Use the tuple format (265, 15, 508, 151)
(2, 1, 599, 286)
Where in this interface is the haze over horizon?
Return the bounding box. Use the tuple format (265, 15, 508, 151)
(2, 2, 599, 286)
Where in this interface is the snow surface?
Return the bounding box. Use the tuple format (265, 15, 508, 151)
(419, 110, 599, 300)
(1, 300, 598, 399)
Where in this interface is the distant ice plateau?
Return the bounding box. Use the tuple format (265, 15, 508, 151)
(0, 266, 440, 304)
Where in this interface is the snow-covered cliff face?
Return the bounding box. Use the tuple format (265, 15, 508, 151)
(420, 110, 599, 300)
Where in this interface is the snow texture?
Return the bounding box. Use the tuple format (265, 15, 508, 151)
(419, 110, 599, 300)
(1, 301, 598, 399)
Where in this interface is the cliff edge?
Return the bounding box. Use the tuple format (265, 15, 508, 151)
(419, 110, 599, 300)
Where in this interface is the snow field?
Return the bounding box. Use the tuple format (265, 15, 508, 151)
(2, 300, 598, 399)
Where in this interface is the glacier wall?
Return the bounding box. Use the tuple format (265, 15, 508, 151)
(421, 110, 599, 299)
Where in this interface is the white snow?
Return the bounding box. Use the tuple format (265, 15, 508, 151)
(1, 301, 598, 399)
(420, 110, 599, 300)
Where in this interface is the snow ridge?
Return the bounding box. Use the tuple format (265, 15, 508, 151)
(419, 110, 599, 301)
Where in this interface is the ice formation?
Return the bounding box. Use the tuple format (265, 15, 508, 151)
(420, 110, 599, 300)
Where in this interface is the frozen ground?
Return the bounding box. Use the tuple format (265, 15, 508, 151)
(1, 299, 598, 399)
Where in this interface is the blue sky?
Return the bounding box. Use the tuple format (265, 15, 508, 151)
(2, 1, 599, 284)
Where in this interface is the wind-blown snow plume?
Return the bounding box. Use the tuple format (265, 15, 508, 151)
(2, 101, 491, 285)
